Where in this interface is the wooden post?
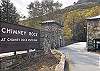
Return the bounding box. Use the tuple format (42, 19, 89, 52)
(14, 51, 16, 55)
(27, 50, 31, 59)
(95, 40, 97, 51)
(0, 59, 1, 69)
(27, 50, 29, 53)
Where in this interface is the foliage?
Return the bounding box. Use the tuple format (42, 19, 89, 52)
(27, 0, 62, 18)
(19, 19, 41, 29)
(63, 24, 72, 40)
(0, 0, 19, 24)
(77, 0, 100, 4)
(63, 5, 100, 41)
(21, 0, 62, 29)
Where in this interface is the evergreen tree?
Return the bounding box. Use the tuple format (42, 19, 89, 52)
(27, 0, 62, 18)
(0, 0, 19, 24)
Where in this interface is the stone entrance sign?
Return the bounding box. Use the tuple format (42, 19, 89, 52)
(0, 22, 40, 53)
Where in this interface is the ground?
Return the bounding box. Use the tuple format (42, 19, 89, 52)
(0, 50, 62, 71)
(59, 42, 100, 71)
(26, 50, 62, 71)
(16, 52, 61, 71)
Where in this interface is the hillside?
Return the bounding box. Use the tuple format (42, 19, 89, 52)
(77, 0, 100, 4)
(63, 2, 100, 42)
(19, 2, 100, 43)
(20, 2, 100, 27)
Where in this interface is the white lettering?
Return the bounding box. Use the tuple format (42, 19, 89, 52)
(1, 28, 6, 33)
(12, 30, 18, 34)
(29, 32, 38, 36)
(1, 38, 6, 41)
(7, 38, 20, 41)
(6, 28, 12, 34)
(1, 28, 27, 36)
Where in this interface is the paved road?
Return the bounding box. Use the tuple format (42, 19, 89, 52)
(59, 42, 100, 71)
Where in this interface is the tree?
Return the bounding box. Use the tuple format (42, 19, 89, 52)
(28, 1, 42, 18)
(27, 0, 62, 18)
(0, 0, 19, 24)
(63, 5, 100, 42)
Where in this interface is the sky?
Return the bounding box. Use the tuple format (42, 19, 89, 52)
(10, 0, 79, 17)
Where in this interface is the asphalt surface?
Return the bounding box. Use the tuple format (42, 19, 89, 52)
(59, 42, 100, 71)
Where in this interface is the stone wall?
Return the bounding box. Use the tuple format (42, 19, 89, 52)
(40, 21, 64, 49)
(0, 50, 44, 71)
(87, 19, 100, 50)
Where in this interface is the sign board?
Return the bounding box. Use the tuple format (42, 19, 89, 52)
(0, 22, 40, 53)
